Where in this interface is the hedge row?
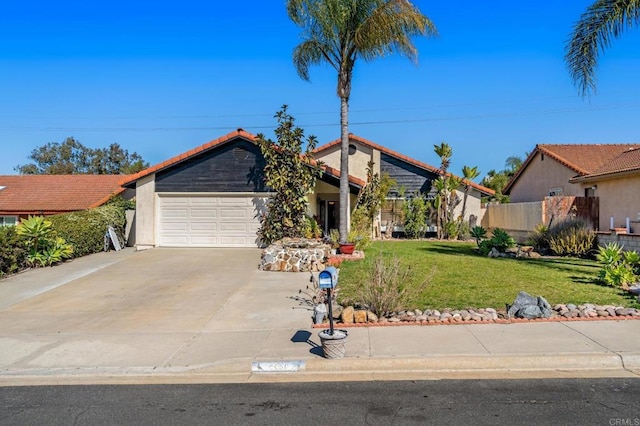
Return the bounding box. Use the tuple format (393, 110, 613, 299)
(48, 203, 127, 257)
(0, 200, 129, 277)
(0, 226, 27, 277)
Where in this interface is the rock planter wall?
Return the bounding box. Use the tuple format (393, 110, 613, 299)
(260, 238, 331, 272)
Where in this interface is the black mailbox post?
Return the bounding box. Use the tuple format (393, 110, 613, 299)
(318, 266, 338, 335)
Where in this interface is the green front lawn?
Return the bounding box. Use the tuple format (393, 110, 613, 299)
(338, 240, 639, 310)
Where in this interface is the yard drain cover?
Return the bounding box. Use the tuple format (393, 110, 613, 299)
(251, 361, 305, 372)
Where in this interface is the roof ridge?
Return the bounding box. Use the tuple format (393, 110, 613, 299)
(120, 129, 256, 186)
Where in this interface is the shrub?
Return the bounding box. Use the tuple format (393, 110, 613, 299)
(476, 228, 515, 255)
(16, 216, 73, 267)
(527, 224, 550, 254)
(48, 204, 127, 258)
(489, 228, 516, 251)
(547, 218, 595, 257)
(596, 242, 639, 290)
(347, 253, 434, 317)
(0, 226, 27, 277)
(456, 220, 471, 241)
(402, 194, 428, 239)
(470, 225, 487, 248)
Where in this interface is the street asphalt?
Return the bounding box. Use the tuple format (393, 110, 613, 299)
(0, 247, 639, 386)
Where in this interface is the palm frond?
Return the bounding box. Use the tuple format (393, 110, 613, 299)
(565, 0, 640, 96)
(293, 39, 338, 80)
(356, 0, 437, 62)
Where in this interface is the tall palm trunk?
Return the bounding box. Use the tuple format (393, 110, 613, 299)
(339, 95, 350, 243)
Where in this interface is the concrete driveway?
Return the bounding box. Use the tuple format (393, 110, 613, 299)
(0, 248, 315, 377)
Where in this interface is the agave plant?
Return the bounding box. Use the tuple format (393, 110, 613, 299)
(16, 216, 54, 259)
(470, 226, 487, 248)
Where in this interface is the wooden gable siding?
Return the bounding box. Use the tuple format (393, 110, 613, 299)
(155, 139, 267, 193)
(380, 153, 438, 195)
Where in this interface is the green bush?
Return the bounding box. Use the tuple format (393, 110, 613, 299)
(48, 204, 127, 258)
(477, 228, 515, 255)
(0, 226, 27, 277)
(527, 224, 550, 254)
(402, 194, 428, 239)
(596, 242, 639, 290)
(547, 218, 595, 257)
(489, 228, 516, 251)
(470, 225, 487, 248)
(17, 216, 73, 267)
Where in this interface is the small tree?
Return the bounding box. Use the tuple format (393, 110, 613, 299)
(256, 106, 323, 245)
(402, 192, 428, 239)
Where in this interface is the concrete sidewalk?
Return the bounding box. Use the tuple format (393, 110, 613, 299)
(0, 249, 639, 385)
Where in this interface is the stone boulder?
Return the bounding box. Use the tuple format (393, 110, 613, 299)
(508, 291, 552, 319)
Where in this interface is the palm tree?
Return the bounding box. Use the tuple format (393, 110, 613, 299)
(566, 0, 640, 96)
(432, 142, 452, 238)
(287, 0, 437, 243)
(459, 165, 480, 225)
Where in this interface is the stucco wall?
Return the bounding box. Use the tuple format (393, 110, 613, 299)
(482, 201, 543, 231)
(454, 188, 486, 225)
(135, 174, 156, 250)
(315, 141, 377, 181)
(593, 174, 640, 231)
(509, 152, 583, 202)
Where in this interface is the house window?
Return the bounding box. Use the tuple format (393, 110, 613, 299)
(348, 144, 357, 155)
(0, 216, 18, 227)
(548, 187, 563, 196)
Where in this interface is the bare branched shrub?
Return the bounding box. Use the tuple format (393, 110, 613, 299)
(353, 254, 434, 317)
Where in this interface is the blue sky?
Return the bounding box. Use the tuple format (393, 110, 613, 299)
(1, 1, 639, 181)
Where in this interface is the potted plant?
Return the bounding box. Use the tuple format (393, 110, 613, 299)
(327, 229, 340, 255)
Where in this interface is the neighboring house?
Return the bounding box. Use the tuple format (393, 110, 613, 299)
(121, 129, 364, 249)
(0, 175, 131, 226)
(503, 143, 640, 231)
(313, 134, 495, 232)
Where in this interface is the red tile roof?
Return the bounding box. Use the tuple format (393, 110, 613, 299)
(570, 146, 640, 182)
(505, 143, 640, 192)
(313, 134, 495, 196)
(0, 175, 129, 216)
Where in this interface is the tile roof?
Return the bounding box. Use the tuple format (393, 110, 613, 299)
(0, 175, 128, 215)
(313, 134, 495, 196)
(505, 143, 640, 192)
(570, 146, 640, 182)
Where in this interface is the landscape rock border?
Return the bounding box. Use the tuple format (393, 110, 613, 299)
(312, 304, 640, 328)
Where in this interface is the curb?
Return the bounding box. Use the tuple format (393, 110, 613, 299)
(2, 353, 638, 386)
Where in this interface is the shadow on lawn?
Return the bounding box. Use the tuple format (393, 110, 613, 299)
(418, 243, 477, 257)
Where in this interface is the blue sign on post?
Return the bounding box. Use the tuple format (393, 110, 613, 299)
(318, 266, 338, 289)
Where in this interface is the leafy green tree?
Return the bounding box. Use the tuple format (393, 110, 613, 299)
(287, 0, 436, 243)
(566, 0, 640, 96)
(255, 106, 323, 245)
(15, 137, 148, 174)
(402, 192, 428, 239)
(480, 152, 528, 203)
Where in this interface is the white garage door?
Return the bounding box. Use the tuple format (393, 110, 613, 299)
(158, 195, 266, 247)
